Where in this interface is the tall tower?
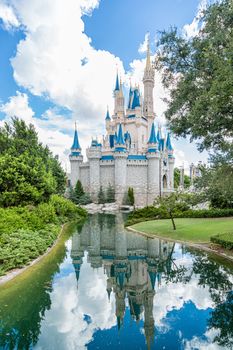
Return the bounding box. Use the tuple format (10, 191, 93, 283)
(166, 133, 175, 190)
(86, 140, 101, 202)
(114, 72, 125, 118)
(69, 122, 83, 187)
(147, 123, 160, 205)
(114, 124, 128, 204)
(143, 36, 155, 127)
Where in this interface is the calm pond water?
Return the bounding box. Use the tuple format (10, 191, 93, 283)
(0, 213, 233, 350)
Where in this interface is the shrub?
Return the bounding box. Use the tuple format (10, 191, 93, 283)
(125, 206, 233, 226)
(35, 203, 57, 224)
(98, 186, 105, 204)
(49, 194, 86, 219)
(211, 233, 233, 250)
(106, 184, 115, 203)
(79, 193, 92, 205)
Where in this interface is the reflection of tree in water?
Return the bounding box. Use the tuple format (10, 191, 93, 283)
(0, 221, 84, 350)
(208, 290, 233, 348)
(189, 250, 233, 348)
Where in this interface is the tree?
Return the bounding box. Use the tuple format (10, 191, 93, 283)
(154, 193, 179, 230)
(157, 0, 233, 154)
(106, 184, 115, 203)
(98, 186, 105, 204)
(0, 118, 65, 207)
(128, 187, 135, 206)
(74, 180, 85, 203)
(195, 163, 233, 208)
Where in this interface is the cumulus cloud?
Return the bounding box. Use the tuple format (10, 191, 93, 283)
(0, 0, 19, 29)
(183, 0, 208, 38)
(138, 32, 150, 54)
(0, 92, 72, 169)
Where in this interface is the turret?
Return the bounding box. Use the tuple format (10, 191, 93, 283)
(86, 138, 102, 202)
(143, 35, 155, 126)
(147, 123, 160, 205)
(105, 106, 111, 133)
(114, 72, 125, 118)
(69, 122, 83, 187)
(114, 124, 128, 204)
(166, 132, 175, 190)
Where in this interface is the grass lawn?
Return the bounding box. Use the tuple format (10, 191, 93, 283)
(131, 217, 233, 243)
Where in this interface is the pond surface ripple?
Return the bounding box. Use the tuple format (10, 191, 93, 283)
(0, 213, 233, 350)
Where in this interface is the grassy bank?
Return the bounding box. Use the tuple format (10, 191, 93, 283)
(131, 217, 233, 243)
(0, 195, 87, 276)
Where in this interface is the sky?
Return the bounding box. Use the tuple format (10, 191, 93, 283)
(0, 0, 209, 172)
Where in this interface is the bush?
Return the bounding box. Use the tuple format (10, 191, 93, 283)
(79, 193, 92, 205)
(211, 233, 233, 250)
(49, 194, 86, 219)
(0, 195, 87, 276)
(98, 186, 105, 204)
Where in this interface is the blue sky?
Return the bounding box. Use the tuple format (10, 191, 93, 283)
(0, 0, 208, 169)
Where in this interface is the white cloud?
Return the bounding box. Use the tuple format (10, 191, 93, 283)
(183, 0, 208, 38)
(0, 0, 19, 29)
(0, 91, 34, 123)
(138, 32, 150, 54)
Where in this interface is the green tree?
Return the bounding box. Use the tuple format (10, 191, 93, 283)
(74, 180, 85, 203)
(157, 0, 233, 154)
(106, 184, 115, 203)
(128, 187, 135, 206)
(195, 163, 233, 208)
(0, 118, 66, 207)
(154, 193, 179, 230)
(98, 186, 105, 204)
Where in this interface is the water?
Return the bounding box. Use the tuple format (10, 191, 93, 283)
(0, 214, 233, 350)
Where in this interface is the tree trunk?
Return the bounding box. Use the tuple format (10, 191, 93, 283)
(169, 211, 176, 230)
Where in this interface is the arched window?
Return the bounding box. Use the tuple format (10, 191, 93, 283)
(163, 175, 167, 189)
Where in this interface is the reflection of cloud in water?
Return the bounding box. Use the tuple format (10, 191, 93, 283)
(185, 328, 223, 350)
(35, 253, 116, 350)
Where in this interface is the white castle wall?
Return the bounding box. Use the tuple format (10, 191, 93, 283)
(126, 161, 148, 207)
(100, 163, 115, 189)
(80, 165, 90, 191)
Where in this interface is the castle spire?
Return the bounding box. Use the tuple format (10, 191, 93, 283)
(116, 124, 125, 145)
(105, 106, 111, 120)
(71, 122, 81, 150)
(166, 132, 173, 151)
(148, 123, 157, 144)
(146, 33, 151, 69)
(115, 70, 120, 91)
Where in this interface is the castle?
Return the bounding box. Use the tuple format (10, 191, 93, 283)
(69, 40, 175, 206)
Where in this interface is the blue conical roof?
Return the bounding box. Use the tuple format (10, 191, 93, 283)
(131, 88, 141, 109)
(166, 132, 173, 151)
(115, 72, 120, 91)
(105, 108, 111, 120)
(148, 123, 158, 144)
(71, 124, 81, 150)
(116, 124, 125, 145)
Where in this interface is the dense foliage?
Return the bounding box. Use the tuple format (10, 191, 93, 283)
(157, 0, 233, 154)
(195, 163, 233, 209)
(0, 118, 66, 207)
(0, 195, 87, 276)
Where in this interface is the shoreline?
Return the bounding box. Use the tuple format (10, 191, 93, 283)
(126, 226, 233, 263)
(0, 223, 67, 286)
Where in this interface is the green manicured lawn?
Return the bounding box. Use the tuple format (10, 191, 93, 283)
(131, 217, 233, 243)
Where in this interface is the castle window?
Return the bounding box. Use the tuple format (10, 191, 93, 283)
(163, 175, 168, 189)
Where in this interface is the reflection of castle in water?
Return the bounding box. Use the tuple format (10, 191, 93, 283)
(71, 214, 174, 348)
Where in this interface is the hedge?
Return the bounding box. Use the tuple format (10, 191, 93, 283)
(211, 233, 233, 250)
(125, 207, 233, 227)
